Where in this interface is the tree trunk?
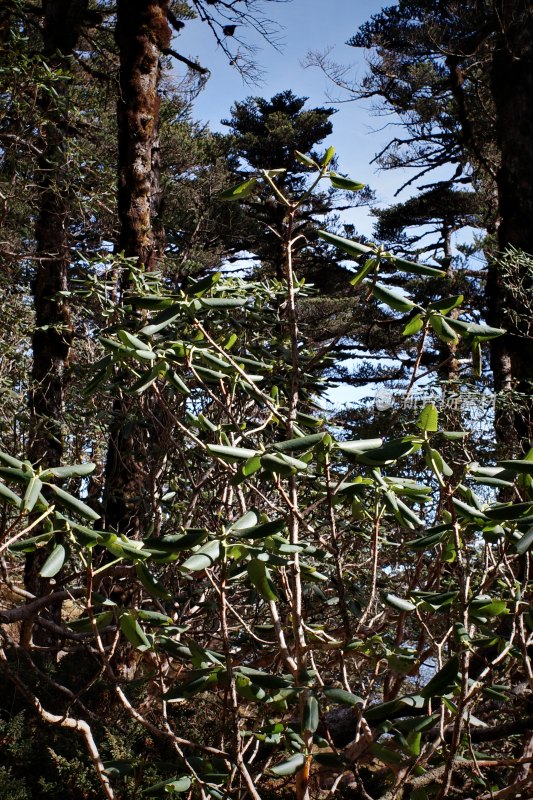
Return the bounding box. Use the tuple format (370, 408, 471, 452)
(103, 0, 171, 538)
(23, 0, 88, 648)
(115, 0, 169, 270)
(488, 0, 533, 454)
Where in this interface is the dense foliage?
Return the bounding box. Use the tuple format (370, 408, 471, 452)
(0, 2, 532, 800)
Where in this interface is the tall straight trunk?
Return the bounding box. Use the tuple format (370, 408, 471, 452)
(103, 0, 171, 537)
(24, 0, 88, 645)
(115, 0, 169, 269)
(487, 0, 533, 455)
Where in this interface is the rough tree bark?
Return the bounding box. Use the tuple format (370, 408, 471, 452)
(103, 0, 171, 538)
(23, 0, 88, 647)
(487, 0, 533, 454)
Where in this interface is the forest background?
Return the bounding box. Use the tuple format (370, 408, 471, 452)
(1, 2, 533, 800)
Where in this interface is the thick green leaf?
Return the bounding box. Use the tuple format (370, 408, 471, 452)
(421, 655, 459, 698)
(9, 532, 52, 553)
(446, 318, 505, 341)
(498, 459, 533, 476)
(247, 558, 278, 601)
(329, 172, 365, 191)
(273, 433, 325, 452)
(165, 369, 190, 395)
(237, 667, 293, 689)
(337, 438, 383, 455)
(425, 447, 453, 479)
(235, 674, 267, 702)
(349, 257, 377, 287)
(365, 694, 426, 724)
(39, 544, 66, 578)
(135, 562, 170, 599)
(40, 463, 95, 480)
(324, 687, 363, 706)
(408, 527, 450, 551)
(514, 526, 533, 554)
(68, 609, 113, 633)
(373, 283, 416, 312)
(206, 444, 258, 463)
(227, 509, 258, 531)
(270, 753, 306, 777)
(218, 177, 257, 201)
(199, 297, 248, 309)
(295, 150, 318, 168)
(0, 466, 27, 483)
(428, 295, 464, 314)
(231, 518, 285, 540)
(384, 254, 445, 277)
(0, 451, 24, 469)
(470, 597, 507, 618)
(128, 361, 165, 395)
(22, 476, 43, 512)
(260, 453, 308, 475)
(119, 611, 151, 649)
(164, 670, 221, 700)
(429, 314, 459, 343)
(141, 304, 182, 335)
(142, 776, 192, 796)
(472, 339, 482, 377)
(403, 314, 424, 336)
(303, 694, 319, 733)
(369, 743, 405, 766)
(118, 329, 147, 350)
(134, 348, 157, 361)
(186, 271, 221, 296)
(321, 146, 335, 167)
(341, 438, 419, 466)
(417, 403, 438, 432)
(137, 610, 173, 625)
(452, 497, 488, 521)
(46, 484, 100, 521)
(0, 481, 22, 508)
(412, 590, 458, 611)
(144, 529, 208, 558)
(384, 593, 415, 612)
(318, 229, 374, 258)
(241, 455, 262, 477)
(181, 539, 221, 572)
(128, 295, 176, 310)
(484, 501, 533, 521)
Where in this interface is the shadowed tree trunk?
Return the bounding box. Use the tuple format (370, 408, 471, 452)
(23, 0, 88, 648)
(487, 0, 533, 455)
(103, 0, 171, 538)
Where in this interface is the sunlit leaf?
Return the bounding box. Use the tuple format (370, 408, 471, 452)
(142, 776, 192, 795)
(417, 403, 438, 432)
(181, 540, 221, 572)
(373, 282, 416, 312)
(247, 558, 278, 601)
(39, 544, 66, 577)
(45, 484, 100, 521)
(303, 694, 319, 732)
(384, 593, 416, 612)
(329, 172, 365, 191)
(218, 177, 257, 201)
(324, 687, 363, 706)
(270, 753, 306, 777)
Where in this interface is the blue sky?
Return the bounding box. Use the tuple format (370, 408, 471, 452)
(175, 0, 404, 238)
(174, 1, 462, 408)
